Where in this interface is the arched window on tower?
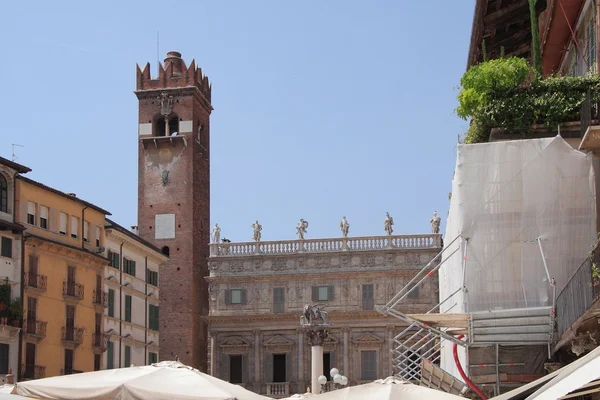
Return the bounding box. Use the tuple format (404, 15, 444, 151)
(0, 174, 7, 213)
(161, 246, 170, 257)
(156, 117, 166, 137)
(155, 116, 179, 137)
(168, 117, 179, 136)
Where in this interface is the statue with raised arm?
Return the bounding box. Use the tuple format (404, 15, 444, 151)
(211, 224, 221, 244)
(340, 216, 350, 238)
(430, 211, 441, 234)
(296, 218, 309, 240)
(252, 220, 262, 242)
(384, 212, 394, 235)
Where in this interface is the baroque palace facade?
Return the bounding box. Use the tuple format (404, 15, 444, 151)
(207, 229, 442, 397)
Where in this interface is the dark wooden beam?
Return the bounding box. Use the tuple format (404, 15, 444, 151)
(483, 0, 528, 25)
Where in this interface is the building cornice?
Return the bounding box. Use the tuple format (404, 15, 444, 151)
(206, 267, 435, 284)
(105, 229, 167, 264)
(204, 310, 411, 324)
(25, 234, 107, 268)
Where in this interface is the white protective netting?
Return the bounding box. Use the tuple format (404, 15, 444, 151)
(439, 136, 597, 376)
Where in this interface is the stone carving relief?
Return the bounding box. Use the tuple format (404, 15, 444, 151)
(405, 253, 421, 265)
(352, 332, 384, 347)
(315, 256, 331, 269)
(263, 335, 295, 353)
(360, 254, 376, 268)
(220, 336, 251, 354)
(208, 262, 219, 271)
(272, 258, 287, 271)
(229, 261, 243, 272)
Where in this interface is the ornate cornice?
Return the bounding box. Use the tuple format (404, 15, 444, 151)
(206, 267, 434, 284)
(25, 236, 105, 269)
(205, 310, 404, 324)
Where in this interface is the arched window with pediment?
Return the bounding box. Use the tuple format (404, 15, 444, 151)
(0, 174, 8, 213)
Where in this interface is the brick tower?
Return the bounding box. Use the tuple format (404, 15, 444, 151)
(135, 51, 211, 370)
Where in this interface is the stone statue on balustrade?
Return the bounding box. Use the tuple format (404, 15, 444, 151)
(296, 218, 309, 240)
(211, 224, 221, 243)
(430, 211, 441, 234)
(340, 216, 350, 238)
(384, 212, 394, 235)
(251, 220, 262, 242)
(301, 304, 330, 327)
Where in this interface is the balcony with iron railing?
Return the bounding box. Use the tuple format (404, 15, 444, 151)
(24, 273, 47, 292)
(61, 326, 84, 347)
(23, 319, 47, 342)
(210, 234, 442, 258)
(92, 332, 110, 352)
(555, 243, 600, 347)
(63, 281, 84, 301)
(93, 290, 108, 308)
(21, 364, 45, 380)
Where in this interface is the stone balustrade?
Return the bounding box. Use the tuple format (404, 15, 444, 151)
(210, 234, 441, 258)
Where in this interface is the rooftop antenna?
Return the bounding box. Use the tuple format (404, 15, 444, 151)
(11, 144, 24, 162)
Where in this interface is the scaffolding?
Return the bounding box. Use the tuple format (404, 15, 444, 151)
(379, 136, 598, 397)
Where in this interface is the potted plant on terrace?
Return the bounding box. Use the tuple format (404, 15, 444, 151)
(8, 298, 22, 327)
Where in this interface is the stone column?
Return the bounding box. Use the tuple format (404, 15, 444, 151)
(253, 330, 261, 385)
(306, 329, 329, 395)
(342, 327, 349, 376)
(311, 346, 324, 394)
(297, 329, 304, 391)
(209, 331, 216, 376)
(387, 326, 395, 377)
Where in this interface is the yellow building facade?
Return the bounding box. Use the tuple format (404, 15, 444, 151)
(16, 176, 110, 379)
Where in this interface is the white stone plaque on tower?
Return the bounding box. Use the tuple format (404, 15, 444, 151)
(155, 214, 176, 239)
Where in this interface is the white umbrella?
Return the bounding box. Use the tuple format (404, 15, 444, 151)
(16, 361, 271, 400)
(309, 377, 463, 400)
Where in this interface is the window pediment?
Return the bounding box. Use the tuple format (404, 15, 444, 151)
(219, 336, 251, 354)
(352, 332, 383, 347)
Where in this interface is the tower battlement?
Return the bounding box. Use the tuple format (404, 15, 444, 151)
(136, 51, 211, 102)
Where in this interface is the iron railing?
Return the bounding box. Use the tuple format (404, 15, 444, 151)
(63, 282, 84, 300)
(556, 244, 600, 339)
(21, 364, 45, 380)
(93, 290, 108, 307)
(23, 319, 47, 339)
(61, 326, 84, 345)
(92, 332, 110, 350)
(24, 273, 47, 291)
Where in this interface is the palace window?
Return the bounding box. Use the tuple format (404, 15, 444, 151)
(125, 295, 132, 322)
(149, 304, 159, 331)
(39, 206, 49, 230)
(59, 212, 67, 235)
(123, 259, 136, 277)
(108, 250, 120, 269)
(27, 202, 36, 225)
(95, 226, 101, 247)
(312, 286, 334, 302)
(107, 341, 114, 369)
(108, 289, 115, 317)
(0, 237, 12, 258)
(124, 345, 131, 367)
(149, 352, 158, 364)
(146, 270, 159, 287)
(225, 289, 247, 305)
(360, 350, 377, 381)
(273, 287, 285, 313)
(64, 349, 74, 375)
(229, 355, 243, 384)
(0, 175, 7, 213)
(362, 284, 374, 310)
(70, 216, 79, 239)
(83, 221, 89, 242)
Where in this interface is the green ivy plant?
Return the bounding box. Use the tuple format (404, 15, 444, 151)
(457, 57, 600, 144)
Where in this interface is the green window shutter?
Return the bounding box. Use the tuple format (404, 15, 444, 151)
(155, 271, 159, 287)
(125, 295, 132, 322)
(107, 342, 114, 369)
(155, 306, 159, 330)
(124, 345, 131, 367)
(108, 289, 115, 317)
(131, 261, 136, 277)
(312, 287, 318, 302)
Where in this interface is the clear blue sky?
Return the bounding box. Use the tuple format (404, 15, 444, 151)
(1, 1, 473, 242)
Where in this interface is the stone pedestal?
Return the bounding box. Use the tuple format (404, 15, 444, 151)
(311, 345, 324, 394)
(305, 328, 329, 395)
